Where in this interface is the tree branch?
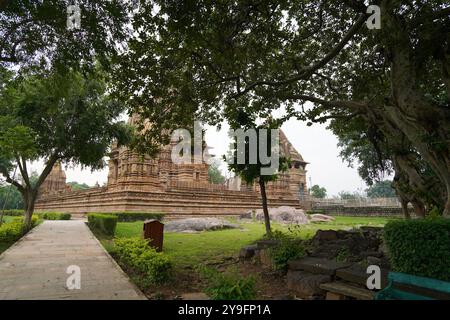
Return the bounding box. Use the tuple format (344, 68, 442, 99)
(280, 94, 369, 111)
(0, 166, 24, 193)
(15, 155, 30, 187)
(233, 13, 368, 97)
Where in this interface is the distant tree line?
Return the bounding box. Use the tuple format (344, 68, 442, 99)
(310, 180, 396, 200)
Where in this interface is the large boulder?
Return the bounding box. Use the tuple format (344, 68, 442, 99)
(254, 206, 309, 224)
(309, 214, 335, 223)
(165, 218, 238, 233)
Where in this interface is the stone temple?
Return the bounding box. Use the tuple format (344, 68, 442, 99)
(35, 119, 309, 217)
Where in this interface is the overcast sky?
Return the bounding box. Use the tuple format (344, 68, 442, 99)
(29, 116, 367, 197)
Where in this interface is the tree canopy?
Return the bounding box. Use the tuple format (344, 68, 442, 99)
(366, 180, 396, 198)
(0, 0, 131, 72)
(310, 185, 327, 199)
(67, 181, 91, 191)
(0, 68, 131, 228)
(114, 1, 450, 216)
(207, 158, 226, 185)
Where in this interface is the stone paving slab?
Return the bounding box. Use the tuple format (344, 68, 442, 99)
(0, 220, 146, 300)
(288, 257, 352, 275)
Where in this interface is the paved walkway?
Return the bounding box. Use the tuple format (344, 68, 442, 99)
(0, 220, 146, 300)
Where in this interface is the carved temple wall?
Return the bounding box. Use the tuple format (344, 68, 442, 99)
(35, 120, 309, 216)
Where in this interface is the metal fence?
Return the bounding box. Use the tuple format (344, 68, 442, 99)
(306, 197, 402, 208)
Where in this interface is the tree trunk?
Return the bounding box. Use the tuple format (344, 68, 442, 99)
(400, 198, 410, 219)
(412, 199, 426, 218)
(22, 189, 36, 231)
(258, 177, 271, 235)
(443, 191, 450, 218)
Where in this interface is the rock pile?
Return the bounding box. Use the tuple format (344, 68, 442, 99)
(254, 206, 309, 224)
(309, 227, 389, 266)
(239, 227, 391, 299)
(241, 206, 335, 225)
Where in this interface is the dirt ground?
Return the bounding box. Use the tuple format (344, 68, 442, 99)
(143, 259, 293, 300)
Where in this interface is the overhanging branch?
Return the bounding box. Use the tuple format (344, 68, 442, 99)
(233, 13, 368, 98)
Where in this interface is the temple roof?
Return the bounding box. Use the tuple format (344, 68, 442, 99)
(279, 130, 306, 163)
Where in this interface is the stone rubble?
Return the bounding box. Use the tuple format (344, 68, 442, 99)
(239, 227, 392, 300)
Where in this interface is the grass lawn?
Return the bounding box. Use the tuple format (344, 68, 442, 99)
(102, 216, 394, 269)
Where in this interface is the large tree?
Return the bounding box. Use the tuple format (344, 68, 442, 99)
(225, 111, 288, 235)
(329, 112, 445, 217)
(114, 1, 450, 216)
(208, 158, 226, 184)
(366, 181, 396, 198)
(310, 185, 327, 199)
(0, 68, 130, 229)
(0, 0, 131, 72)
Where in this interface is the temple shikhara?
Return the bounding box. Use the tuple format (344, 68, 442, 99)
(35, 118, 309, 217)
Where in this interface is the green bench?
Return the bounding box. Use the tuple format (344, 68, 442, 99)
(375, 272, 450, 300)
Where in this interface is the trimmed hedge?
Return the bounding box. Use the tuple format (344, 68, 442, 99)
(115, 237, 172, 284)
(383, 218, 450, 281)
(87, 213, 117, 236)
(0, 209, 25, 216)
(40, 212, 71, 220)
(88, 212, 165, 222)
(0, 215, 39, 243)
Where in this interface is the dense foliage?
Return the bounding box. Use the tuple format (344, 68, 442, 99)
(87, 213, 118, 236)
(0, 214, 38, 243)
(384, 218, 450, 281)
(114, 1, 450, 216)
(366, 180, 396, 198)
(0, 209, 23, 216)
(89, 212, 165, 223)
(115, 237, 172, 285)
(201, 267, 256, 300)
(39, 212, 71, 220)
(269, 239, 307, 272)
(0, 68, 131, 229)
(208, 159, 226, 184)
(0, 184, 23, 209)
(67, 182, 91, 191)
(310, 185, 327, 199)
(0, 0, 130, 72)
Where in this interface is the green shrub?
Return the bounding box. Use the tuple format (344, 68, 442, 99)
(87, 213, 117, 236)
(88, 212, 165, 222)
(0, 215, 38, 242)
(269, 238, 307, 271)
(263, 228, 308, 271)
(0, 220, 25, 242)
(12, 215, 39, 226)
(201, 268, 256, 300)
(426, 206, 442, 218)
(39, 212, 71, 220)
(383, 218, 450, 281)
(115, 237, 172, 284)
(0, 209, 24, 216)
